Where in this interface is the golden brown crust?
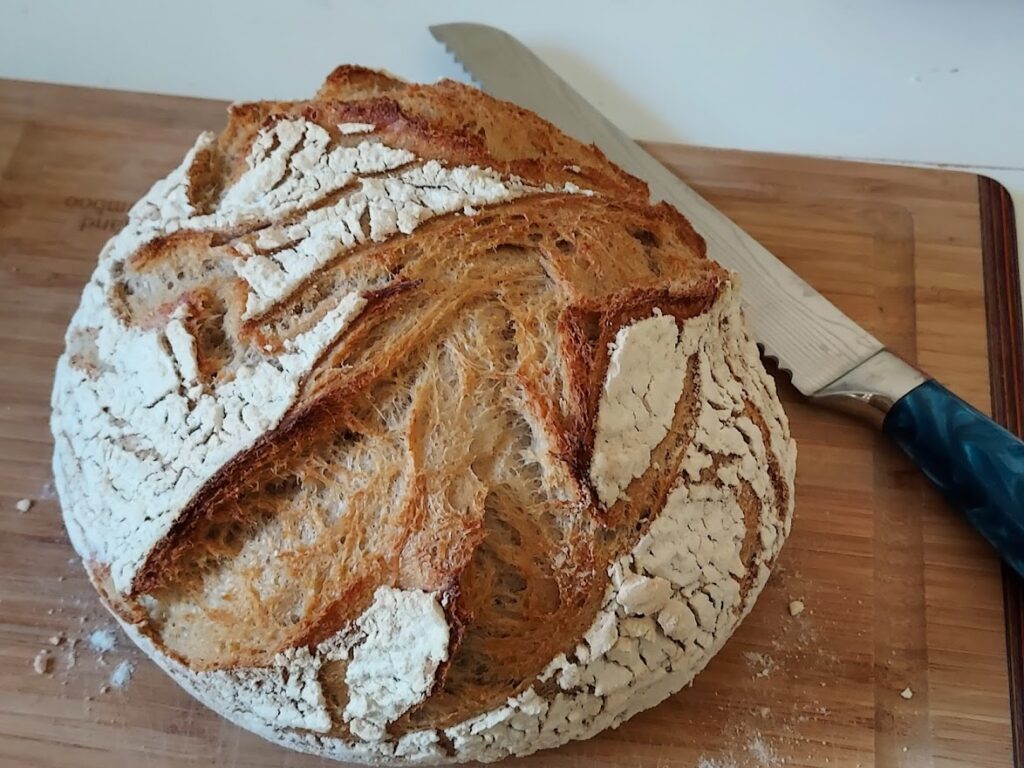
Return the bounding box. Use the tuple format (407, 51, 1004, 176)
(317, 65, 409, 101)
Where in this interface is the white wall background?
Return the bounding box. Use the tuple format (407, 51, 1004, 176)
(3, 0, 1023, 248)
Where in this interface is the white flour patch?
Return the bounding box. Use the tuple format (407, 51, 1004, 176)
(344, 587, 450, 741)
(88, 627, 117, 654)
(110, 660, 136, 689)
(338, 122, 377, 135)
(590, 311, 690, 506)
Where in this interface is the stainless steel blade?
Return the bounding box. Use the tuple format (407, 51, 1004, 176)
(430, 22, 883, 396)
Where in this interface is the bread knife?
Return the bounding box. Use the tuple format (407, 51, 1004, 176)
(430, 22, 1024, 576)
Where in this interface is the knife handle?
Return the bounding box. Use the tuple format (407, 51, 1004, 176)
(813, 350, 1024, 577)
(883, 379, 1024, 575)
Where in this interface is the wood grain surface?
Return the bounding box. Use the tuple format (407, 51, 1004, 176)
(0, 79, 1015, 768)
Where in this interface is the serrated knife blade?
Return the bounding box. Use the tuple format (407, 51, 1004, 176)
(430, 22, 1024, 579)
(430, 22, 881, 396)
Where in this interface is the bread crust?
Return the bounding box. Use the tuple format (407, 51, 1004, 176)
(51, 68, 796, 764)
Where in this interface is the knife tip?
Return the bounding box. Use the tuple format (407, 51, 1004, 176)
(428, 23, 485, 87)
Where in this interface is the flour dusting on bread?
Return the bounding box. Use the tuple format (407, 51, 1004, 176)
(51, 65, 795, 765)
(344, 587, 450, 741)
(590, 310, 690, 506)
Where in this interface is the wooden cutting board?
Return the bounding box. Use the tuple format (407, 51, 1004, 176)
(1, 79, 1021, 768)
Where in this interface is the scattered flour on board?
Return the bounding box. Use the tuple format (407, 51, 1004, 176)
(744, 651, 778, 679)
(110, 660, 135, 689)
(88, 627, 117, 654)
(698, 758, 738, 768)
(698, 727, 784, 768)
(748, 731, 782, 766)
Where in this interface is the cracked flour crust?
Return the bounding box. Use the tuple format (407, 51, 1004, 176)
(436, 285, 794, 763)
(117, 283, 791, 767)
(51, 131, 370, 592)
(51, 120, 557, 595)
(590, 310, 691, 506)
(51, 70, 796, 766)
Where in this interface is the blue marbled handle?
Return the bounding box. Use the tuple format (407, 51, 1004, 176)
(884, 379, 1024, 576)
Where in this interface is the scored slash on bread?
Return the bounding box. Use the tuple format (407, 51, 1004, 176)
(50, 66, 796, 764)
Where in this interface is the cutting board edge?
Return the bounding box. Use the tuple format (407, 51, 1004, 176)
(979, 175, 1024, 768)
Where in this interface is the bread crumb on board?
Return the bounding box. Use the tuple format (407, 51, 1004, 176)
(788, 599, 805, 616)
(32, 649, 52, 674)
(900, 686, 914, 699)
(15, 498, 33, 513)
(64, 636, 80, 668)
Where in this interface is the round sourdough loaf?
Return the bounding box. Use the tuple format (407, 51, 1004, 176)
(51, 66, 796, 764)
